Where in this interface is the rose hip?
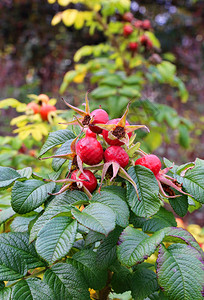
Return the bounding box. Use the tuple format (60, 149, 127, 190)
(76, 137, 103, 165)
(135, 154, 162, 175)
(104, 146, 129, 168)
(89, 108, 109, 134)
(71, 170, 97, 193)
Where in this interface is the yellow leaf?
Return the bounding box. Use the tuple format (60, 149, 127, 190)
(62, 9, 78, 27)
(51, 12, 62, 26)
(93, 3, 101, 11)
(37, 123, 49, 136)
(145, 32, 161, 48)
(48, 0, 56, 3)
(48, 98, 57, 106)
(0, 98, 22, 109)
(31, 129, 43, 141)
(58, 0, 71, 5)
(18, 130, 32, 140)
(73, 71, 86, 83)
(10, 115, 28, 126)
(74, 11, 85, 29)
(27, 94, 39, 101)
(16, 103, 27, 112)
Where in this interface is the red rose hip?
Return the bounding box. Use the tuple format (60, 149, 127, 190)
(71, 170, 97, 193)
(89, 108, 109, 134)
(135, 154, 162, 175)
(104, 146, 129, 168)
(102, 119, 132, 146)
(27, 102, 40, 114)
(129, 42, 138, 51)
(123, 24, 133, 36)
(40, 105, 56, 121)
(76, 137, 103, 165)
(123, 12, 134, 22)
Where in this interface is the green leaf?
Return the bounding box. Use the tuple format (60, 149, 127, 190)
(36, 216, 77, 264)
(169, 193, 188, 217)
(91, 86, 117, 99)
(0, 245, 27, 281)
(96, 226, 123, 269)
(11, 214, 37, 232)
(178, 125, 190, 148)
(157, 244, 204, 300)
(176, 166, 204, 203)
(0, 167, 21, 190)
(119, 86, 140, 98)
(52, 139, 74, 171)
(67, 249, 107, 290)
(12, 278, 54, 300)
(131, 267, 159, 300)
(0, 232, 45, 269)
(110, 261, 132, 294)
(99, 74, 122, 87)
(11, 180, 56, 214)
(127, 166, 160, 218)
(123, 75, 143, 85)
(142, 207, 177, 232)
(0, 288, 12, 300)
(85, 230, 104, 246)
(30, 190, 86, 242)
(74, 45, 93, 62)
(39, 129, 75, 157)
(92, 191, 129, 228)
(107, 95, 129, 118)
(17, 167, 32, 179)
(117, 226, 164, 267)
(0, 207, 16, 225)
(71, 202, 116, 235)
(43, 263, 90, 300)
(117, 226, 204, 267)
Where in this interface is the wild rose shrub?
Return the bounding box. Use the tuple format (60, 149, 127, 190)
(0, 96, 203, 300)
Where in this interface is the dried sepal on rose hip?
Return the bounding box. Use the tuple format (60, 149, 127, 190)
(62, 93, 109, 134)
(95, 103, 149, 147)
(44, 169, 97, 198)
(39, 133, 103, 179)
(87, 145, 140, 198)
(39, 136, 83, 175)
(135, 154, 191, 198)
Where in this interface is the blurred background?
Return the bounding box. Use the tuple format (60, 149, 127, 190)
(0, 0, 204, 227)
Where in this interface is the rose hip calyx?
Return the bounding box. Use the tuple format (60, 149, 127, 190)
(71, 169, 97, 193)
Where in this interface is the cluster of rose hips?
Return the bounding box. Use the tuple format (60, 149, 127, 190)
(26, 94, 56, 121)
(43, 95, 189, 200)
(122, 11, 153, 53)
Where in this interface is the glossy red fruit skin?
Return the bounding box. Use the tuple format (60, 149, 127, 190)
(85, 128, 97, 138)
(129, 42, 138, 51)
(76, 137, 104, 165)
(71, 170, 97, 193)
(140, 35, 148, 45)
(102, 119, 132, 146)
(27, 102, 40, 114)
(89, 109, 109, 134)
(123, 24, 133, 36)
(123, 12, 134, 22)
(104, 146, 129, 168)
(142, 19, 151, 30)
(40, 105, 56, 121)
(133, 20, 143, 28)
(140, 35, 152, 50)
(135, 154, 162, 175)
